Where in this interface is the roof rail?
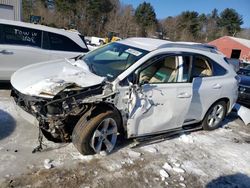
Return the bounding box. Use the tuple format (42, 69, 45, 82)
(158, 43, 219, 54)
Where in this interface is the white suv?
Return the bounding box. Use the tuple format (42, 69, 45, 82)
(0, 19, 89, 81)
(11, 38, 238, 155)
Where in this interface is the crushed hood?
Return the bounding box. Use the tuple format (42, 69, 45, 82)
(11, 58, 106, 98)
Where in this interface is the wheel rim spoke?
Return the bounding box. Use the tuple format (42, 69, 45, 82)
(95, 139, 103, 153)
(103, 138, 114, 152)
(106, 127, 117, 135)
(93, 130, 102, 138)
(102, 119, 110, 132)
(216, 106, 223, 114)
(212, 107, 217, 116)
(208, 117, 214, 126)
(207, 104, 224, 127)
(214, 115, 220, 122)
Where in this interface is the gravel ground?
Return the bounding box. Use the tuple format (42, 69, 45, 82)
(0, 89, 250, 188)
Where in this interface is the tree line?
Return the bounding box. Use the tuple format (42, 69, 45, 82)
(22, 0, 248, 42)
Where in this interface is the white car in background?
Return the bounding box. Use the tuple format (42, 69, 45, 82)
(11, 38, 238, 155)
(0, 19, 89, 81)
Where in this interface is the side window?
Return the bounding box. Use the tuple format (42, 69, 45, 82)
(191, 56, 212, 78)
(212, 62, 227, 76)
(2, 24, 41, 47)
(42, 31, 50, 49)
(139, 55, 192, 84)
(45, 32, 83, 52)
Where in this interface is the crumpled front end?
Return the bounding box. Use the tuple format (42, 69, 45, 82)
(11, 84, 104, 142)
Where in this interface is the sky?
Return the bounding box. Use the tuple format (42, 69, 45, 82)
(121, 0, 250, 28)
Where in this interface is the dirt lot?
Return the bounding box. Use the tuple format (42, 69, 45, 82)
(0, 89, 250, 188)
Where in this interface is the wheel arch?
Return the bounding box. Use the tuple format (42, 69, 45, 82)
(89, 102, 124, 134)
(202, 97, 230, 121)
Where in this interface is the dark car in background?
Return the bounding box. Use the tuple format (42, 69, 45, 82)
(237, 66, 250, 107)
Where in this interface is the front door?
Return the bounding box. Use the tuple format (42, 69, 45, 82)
(126, 54, 193, 137)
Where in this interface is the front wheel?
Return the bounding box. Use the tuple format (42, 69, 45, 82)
(72, 110, 120, 155)
(202, 101, 227, 130)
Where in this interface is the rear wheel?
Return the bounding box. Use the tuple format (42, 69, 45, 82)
(72, 110, 120, 155)
(202, 101, 227, 130)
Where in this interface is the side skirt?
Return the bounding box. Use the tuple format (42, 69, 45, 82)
(131, 124, 202, 147)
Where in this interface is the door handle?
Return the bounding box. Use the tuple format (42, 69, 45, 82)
(212, 84, 222, 89)
(0, 50, 13, 55)
(177, 92, 191, 98)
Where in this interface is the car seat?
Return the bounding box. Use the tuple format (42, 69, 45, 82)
(192, 57, 212, 77)
(149, 56, 178, 83)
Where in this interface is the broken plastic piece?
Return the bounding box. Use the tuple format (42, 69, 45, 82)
(233, 103, 250, 125)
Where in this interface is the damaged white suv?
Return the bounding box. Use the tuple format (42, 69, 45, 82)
(11, 38, 238, 155)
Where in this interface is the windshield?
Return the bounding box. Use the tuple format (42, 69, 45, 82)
(82, 42, 148, 80)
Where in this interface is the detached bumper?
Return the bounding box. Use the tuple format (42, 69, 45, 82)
(237, 92, 250, 108)
(11, 87, 49, 125)
(12, 97, 39, 126)
(233, 103, 250, 125)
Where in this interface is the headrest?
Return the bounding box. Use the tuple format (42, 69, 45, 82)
(194, 58, 209, 69)
(164, 56, 177, 69)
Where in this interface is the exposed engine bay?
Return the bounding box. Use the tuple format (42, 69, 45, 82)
(11, 82, 120, 143)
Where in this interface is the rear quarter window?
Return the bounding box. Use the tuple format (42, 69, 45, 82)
(212, 62, 227, 76)
(2, 24, 41, 47)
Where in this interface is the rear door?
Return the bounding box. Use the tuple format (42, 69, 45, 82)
(126, 54, 193, 137)
(0, 24, 49, 80)
(185, 55, 225, 122)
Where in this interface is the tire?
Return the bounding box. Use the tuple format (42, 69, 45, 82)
(72, 110, 121, 155)
(202, 101, 227, 130)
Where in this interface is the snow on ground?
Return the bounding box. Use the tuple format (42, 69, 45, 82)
(0, 89, 250, 187)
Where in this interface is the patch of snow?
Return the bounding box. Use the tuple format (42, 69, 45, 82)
(179, 183, 186, 187)
(105, 162, 122, 172)
(159, 169, 169, 181)
(173, 167, 185, 173)
(99, 151, 107, 156)
(141, 145, 158, 153)
(182, 161, 207, 176)
(179, 134, 194, 143)
(180, 176, 185, 181)
(173, 162, 181, 167)
(153, 177, 160, 182)
(121, 158, 134, 165)
(44, 159, 53, 169)
(70, 152, 94, 161)
(127, 150, 142, 159)
(162, 162, 172, 171)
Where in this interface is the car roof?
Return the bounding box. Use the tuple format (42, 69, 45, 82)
(0, 19, 87, 49)
(118, 37, 218, 54)
(117, 37, 170, 51)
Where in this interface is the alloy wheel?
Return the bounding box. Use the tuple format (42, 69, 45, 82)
(207, 104, 225, 128)
(90, 118, 118, 153)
